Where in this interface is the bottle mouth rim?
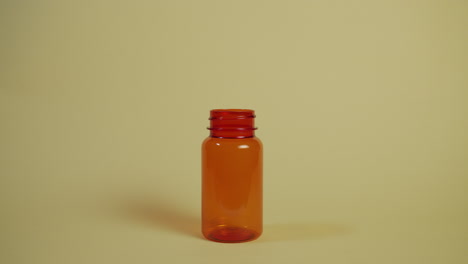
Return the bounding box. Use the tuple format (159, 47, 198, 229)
(209, 109, 256, 120)
(211, 109, 254, 113)
(207, 127, 258, 131)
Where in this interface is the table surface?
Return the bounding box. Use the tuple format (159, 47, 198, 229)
(1, 1, 467, 263)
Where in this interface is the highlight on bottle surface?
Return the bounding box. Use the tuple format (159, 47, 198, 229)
(201, 109, 263, 243)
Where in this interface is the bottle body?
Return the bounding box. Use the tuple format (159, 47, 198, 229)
(201, 109, 263, 243)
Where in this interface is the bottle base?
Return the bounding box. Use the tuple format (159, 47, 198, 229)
(204, 225, 260, 243)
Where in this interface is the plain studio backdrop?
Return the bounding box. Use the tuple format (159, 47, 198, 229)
(1, 1, 467, 263)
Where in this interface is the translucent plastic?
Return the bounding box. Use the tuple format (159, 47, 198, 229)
(202, 109, 263, 243)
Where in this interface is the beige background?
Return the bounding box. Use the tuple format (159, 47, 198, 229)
(1, 1, 467, 263)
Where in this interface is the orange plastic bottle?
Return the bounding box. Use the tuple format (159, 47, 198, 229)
(202, 109, 263, 243)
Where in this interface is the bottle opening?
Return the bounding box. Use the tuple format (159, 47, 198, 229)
(208, 109, 257, 138)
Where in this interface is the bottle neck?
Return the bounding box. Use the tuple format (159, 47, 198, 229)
(208, 109, 257, 139)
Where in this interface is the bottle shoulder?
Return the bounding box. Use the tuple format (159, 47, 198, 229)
(202, 136, 262, 148)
